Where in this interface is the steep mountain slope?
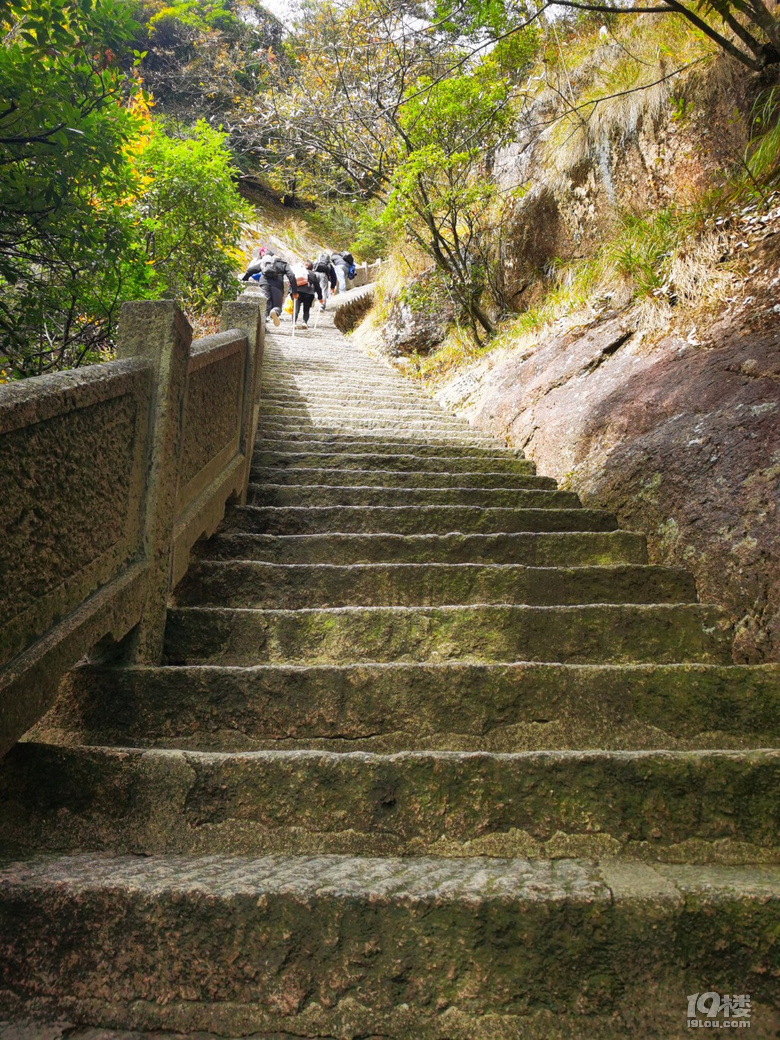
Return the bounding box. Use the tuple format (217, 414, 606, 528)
(435, 213, 780, 662)
(353, 32, 780, 661)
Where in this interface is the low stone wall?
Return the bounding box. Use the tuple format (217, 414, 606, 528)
(0, 298, 265, 758)
(333, 284, 377, 333)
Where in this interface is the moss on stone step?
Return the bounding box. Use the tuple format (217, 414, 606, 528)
(0, 854, 778, 1036)
(203, 530, 648, 566)
(163, 602, 731, 666)
(175, 561, 695, 610)
(2, 743, 778, 862)
(42, 661, 780, 754)
(246, 484, 579, 509)
(249, 466, 558, 489)
(229, 504, 614, 536)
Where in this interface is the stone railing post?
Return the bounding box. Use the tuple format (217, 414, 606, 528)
(221, 296, 265, 504)
(116, 300, 191, 663)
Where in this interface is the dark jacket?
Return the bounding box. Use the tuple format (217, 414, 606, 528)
(241, 256, 265, 281)
(251, 256, 299, 294)
(313, 256, 337, 288)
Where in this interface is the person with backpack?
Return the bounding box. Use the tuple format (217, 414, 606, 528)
(246, 250, 299, 326)
(312, 252, 336, 309)
(240, 246, 267, 281)
(291, 261, 324, 329)
(330, 251, 355, 295)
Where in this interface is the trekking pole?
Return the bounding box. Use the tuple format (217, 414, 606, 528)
(291, 297, 296, 339)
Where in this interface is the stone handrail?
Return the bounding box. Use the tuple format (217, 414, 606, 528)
(0, 296, 265, 759)
(347, 258, 385, 289)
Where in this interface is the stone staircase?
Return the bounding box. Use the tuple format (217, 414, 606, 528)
(1, 300, 779, 1038)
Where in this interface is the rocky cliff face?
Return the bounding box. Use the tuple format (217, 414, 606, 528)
(435, 224, 780, 662)
(362, 48, 779, 659)
(492, 48, 752, 309)
(379, 270, 457, 357)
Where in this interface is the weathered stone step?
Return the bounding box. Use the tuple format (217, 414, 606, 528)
(261, 406, 447, 423)
(246, 484, 579, 510)
(262, 389, 428, 404)
(261, 404, 470, 421)
(258, 410, 470, 425)
(174, 562, 697, 610)
(1, 853, 777, 1036)
(43, 662, 780, 753)
(262, 366, 414, 378)
(262, 348, 384, 360)
(256, 412, 491, 428)
(258, 420, 496, 437)
(261, 390, 425, 403)
(262, 390, 435, 406)
(258, 433, 503, 450)
(261, 374, 414, 389)
(260, 376, 422, 387)
(226, 505, 615, 536)
(2, 743, 778, 861)
(259, 366, 424, 378)
(258, 384, 461, 401)
(253, 452, 536, 473)
(261, 390, 443, 408)
(262, 350, 386, 362)
(201, 531, 648, 566)
(255, 426, 501, 446)
(258, 399, 468, 415)
(163, 603, 731, 666)
(253, 438, 520, 459)
(250, 467, 558, 489)
(262, 353, 391, 365)
(254, 427, 499, 443)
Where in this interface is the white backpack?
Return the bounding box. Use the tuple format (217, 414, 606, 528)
(291, 262, 309, 287)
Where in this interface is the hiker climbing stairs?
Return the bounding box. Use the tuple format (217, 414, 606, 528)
(1, 288, 779, 1037)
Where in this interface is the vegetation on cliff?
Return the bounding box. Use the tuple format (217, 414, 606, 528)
(346, 4, 780, 379)
(227, 0, 780, 375)
(3, 0, 780, 379)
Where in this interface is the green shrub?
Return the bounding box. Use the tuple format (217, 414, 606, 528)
(133, 119, 252, 310)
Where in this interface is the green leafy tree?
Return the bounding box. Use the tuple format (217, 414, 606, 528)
(260, 0, 456, 202)
(0, 0, 143, 284)
(130, 0, 285, 169)
(384, 66, 513, 339)
(544, 0, 779, 70)
(442, 0, 780, 71)
(132, 119, 252, 308)
(433, 0, 541, 76)
(1, 1, 252, 377)
(261, 0, 524, 337)
(599, 0, 776, 69)
(0, 0, 147, 373)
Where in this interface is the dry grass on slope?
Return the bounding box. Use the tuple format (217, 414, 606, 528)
(538, 13, 719, 191)
(398, 15, 767, 392)
(237, 191, 362, 267)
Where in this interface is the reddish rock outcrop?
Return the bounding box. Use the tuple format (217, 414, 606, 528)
(444, 297, 780, 662)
